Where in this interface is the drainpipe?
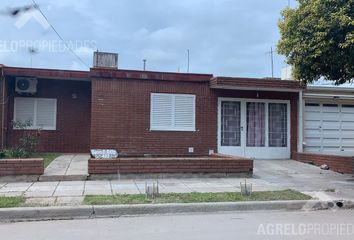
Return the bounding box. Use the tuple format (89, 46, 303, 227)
(0, 67, 4, 149)
(298, 90, 304, 153)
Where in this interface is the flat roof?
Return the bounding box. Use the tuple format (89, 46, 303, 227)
(210, 76, 304, 92)
(90, 68, 213, 82)
(1, 65, 213, 83)
(306, 85, 354, 92)
(1, 66, 89, 80)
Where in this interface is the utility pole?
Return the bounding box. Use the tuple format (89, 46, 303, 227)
(270, 47, 274, 78)
(187, 49, 190, 73)
(28, 47, 38, 68)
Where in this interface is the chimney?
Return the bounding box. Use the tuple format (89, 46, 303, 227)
(93, 51, 118, 69)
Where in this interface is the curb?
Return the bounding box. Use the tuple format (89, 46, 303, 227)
(0, 200, 353, 222)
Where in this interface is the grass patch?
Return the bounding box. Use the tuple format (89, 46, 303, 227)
(84, 189, 311, 205)
(0, 196, 25, 208)
(32, 152, 61, 168)
(1, 151, 60, 168)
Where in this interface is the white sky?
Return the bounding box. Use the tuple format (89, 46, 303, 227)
(0, 0, 298, 78)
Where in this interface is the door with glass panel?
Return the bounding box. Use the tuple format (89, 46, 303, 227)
(218, 98, 290, 159)
(218, 100, 244, 156)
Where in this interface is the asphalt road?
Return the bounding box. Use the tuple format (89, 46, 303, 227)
(1, 210, 354, 240)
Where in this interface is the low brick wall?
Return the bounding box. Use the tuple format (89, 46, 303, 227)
(0, 158, 44, 176)
(88, 155, 253, 175)
(292, 152, 354, 174)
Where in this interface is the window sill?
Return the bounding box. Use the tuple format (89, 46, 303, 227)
(150, 128, 196, 132)
(13, 128, 56, 131)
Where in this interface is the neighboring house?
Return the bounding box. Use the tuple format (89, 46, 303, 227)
(302, 85, 354, 156)
(0, 53, 304, 159)
(0, 67, 91, 153)
(281, 66, 354, 157)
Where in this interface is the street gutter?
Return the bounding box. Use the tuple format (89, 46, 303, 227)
(0, 200, 353, 222)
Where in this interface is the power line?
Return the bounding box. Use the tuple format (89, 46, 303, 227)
(31, 0, 90, 68)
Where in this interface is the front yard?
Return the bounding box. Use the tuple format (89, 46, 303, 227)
(34, 153, 61, 168)
(0, 152, 60, 176)
(0, 152, 60, 168)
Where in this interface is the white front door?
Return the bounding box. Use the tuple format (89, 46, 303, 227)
(218, 98, 290, 159)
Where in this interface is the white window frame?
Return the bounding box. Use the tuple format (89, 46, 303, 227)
(13, 97, 57, 131)
(217, 97, 291, 159)
(150, 93, 196, 131)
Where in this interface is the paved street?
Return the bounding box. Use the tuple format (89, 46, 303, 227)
(0, 210, 353, 239)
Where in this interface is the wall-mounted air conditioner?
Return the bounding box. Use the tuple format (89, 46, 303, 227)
(15, 77, 38, 94)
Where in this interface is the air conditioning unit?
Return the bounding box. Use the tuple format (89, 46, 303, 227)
(15, 77, 38, 94)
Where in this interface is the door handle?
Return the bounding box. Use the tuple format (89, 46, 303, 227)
(240, 126, 244, 131)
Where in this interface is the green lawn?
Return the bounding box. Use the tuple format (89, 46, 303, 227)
(32, 152, 61, 168)
(0, 196, 25, 208)
(84, 190, 311, 205)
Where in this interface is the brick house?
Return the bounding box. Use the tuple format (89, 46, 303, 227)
(0, 58, 305, 160)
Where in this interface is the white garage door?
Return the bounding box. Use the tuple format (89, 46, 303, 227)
(304, 102, 354, 155)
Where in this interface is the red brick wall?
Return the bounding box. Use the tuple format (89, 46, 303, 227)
(293, 152, 354, 174)
(91, 78, 299, 157)
(88, 157, 253, 174)
(0, 158, 44, 176)
(213, 89, 299, 154)
(91, 78, 216, 156)
(6, 78, 91, 153)
(2, 67, 300, 158)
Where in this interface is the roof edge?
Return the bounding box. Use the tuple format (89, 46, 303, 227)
(90, 68, 213, 82)
(2, 66, 89, 80)
(306, 85, 354, 92)
(212, 76, 301, 84)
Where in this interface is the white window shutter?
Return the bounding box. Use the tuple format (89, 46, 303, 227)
(14, 98, 57, 130)
(36, 99, 57, 129)
(174, 95, 195, 130)
(150, 93, 195, 131)
(151, 94, 173, 129)
(14, 98, 35, 126)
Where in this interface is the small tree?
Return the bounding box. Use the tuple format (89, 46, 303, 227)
(11, 120, 41, 158)
(277, 0, 354, 85)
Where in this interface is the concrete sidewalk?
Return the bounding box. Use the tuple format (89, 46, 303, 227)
(0, 178, 281, 206)
(0, 159, 353, 207)
(0, 176, 353, 207)
(254, 159, 354, 200)
(39, 154, 90, 181)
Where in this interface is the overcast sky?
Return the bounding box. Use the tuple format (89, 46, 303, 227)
(0, 0, 297, 78)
